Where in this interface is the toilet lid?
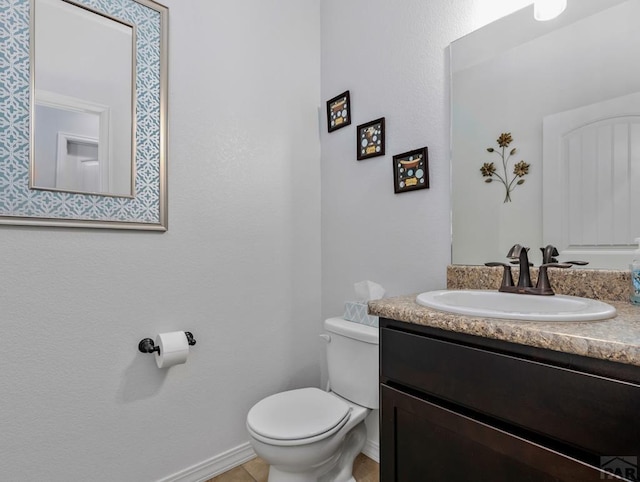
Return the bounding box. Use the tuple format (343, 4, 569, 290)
(247, 387, 351, 441)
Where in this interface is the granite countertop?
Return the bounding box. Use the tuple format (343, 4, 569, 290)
(368, 295, 640, 367)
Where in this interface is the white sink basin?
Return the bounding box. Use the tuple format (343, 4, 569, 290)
(416, 290, 617, 321)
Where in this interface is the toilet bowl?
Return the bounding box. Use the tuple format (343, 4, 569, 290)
(246, 318, 379, 482)
(247, 388, 369, 482)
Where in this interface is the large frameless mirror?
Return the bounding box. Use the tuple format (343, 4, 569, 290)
(0, 0, 167, 230)
(450, 0, 639, 268)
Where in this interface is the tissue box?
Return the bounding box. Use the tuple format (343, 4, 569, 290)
(344, 301, 379, 327)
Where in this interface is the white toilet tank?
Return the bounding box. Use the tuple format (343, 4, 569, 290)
(324, 317, 379, 409)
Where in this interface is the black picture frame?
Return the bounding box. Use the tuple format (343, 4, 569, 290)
(393, 147, 429, 193)
(356, 117, 385, 160)
(326, 91, 351, 132)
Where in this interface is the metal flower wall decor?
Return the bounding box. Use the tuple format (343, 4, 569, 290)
(480, 133, 530, 203)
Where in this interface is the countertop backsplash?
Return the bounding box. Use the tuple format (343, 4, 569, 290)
(447, 265, 631, 302)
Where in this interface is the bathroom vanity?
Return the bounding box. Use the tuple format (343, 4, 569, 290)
(370, 281, 640, 481)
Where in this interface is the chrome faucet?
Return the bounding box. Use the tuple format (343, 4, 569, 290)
(485, 244, 588, 295)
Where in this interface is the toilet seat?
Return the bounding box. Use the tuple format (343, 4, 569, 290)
(246, 388, 351, 447)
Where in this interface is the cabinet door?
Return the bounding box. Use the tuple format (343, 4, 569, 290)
(380, 385, 626, 482)
(381, 327, 640, 456)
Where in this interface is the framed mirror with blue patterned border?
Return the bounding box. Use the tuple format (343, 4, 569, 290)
(0, 0, 167, 230)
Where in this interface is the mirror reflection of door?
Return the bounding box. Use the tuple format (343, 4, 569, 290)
(57, 132, 100, 193)
(34, 100, 107, 193)
(31, 0, 135, 197)
(542, 92, 640, 268)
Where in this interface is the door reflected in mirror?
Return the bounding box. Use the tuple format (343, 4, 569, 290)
(31, 0, 135, 197)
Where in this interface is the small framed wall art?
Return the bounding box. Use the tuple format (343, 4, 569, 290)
(393, 147, 429, 193)
(326, 91, 351, 132)
(357, 117, 385, 160)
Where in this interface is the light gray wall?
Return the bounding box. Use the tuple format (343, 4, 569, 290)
(320, 0, 532, 453)
(0, 1, 320, 480)
(0, 0, 543, 480)
(320, 0, 531, 317)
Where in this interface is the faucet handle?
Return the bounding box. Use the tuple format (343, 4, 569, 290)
(485, 262, 514, 289)
(565, 260, 589, 266)
(539, 262, 572, 269)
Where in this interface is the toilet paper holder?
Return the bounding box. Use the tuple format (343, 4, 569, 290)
(138, 332, 196, 354)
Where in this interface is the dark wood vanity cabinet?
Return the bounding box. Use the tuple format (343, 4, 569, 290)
(380, 318, 640, 482)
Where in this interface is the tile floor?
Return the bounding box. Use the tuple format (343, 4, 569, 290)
(207, 453, 379, 482)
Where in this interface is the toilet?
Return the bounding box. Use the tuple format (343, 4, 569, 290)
(246, 317, 379, 482)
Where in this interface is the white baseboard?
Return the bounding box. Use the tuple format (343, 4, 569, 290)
(362, 438, 379, 463)
(158, 442, 256, 482)
(159, 437, 378, 481)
